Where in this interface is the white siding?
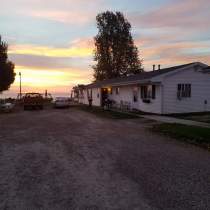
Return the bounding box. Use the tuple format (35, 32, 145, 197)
(139, 85, 162, 114)
(83, 89, 89, 105)
(163, 68, 210, 114)
(109, 86, 133, 104)
(80, 63, 210, 114)
(83, 88, 101, 106)
(109, 85, 162, 114)
(92, 88, 101, 106)
(78, 90, 85, 104)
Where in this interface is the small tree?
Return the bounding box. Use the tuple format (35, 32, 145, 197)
(0, 36, 15, 92)
(93, 11, 143, 81)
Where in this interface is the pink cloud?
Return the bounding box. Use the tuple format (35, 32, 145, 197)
(70, 38, 94, 49)
(130, 0, 210, 30)
(26, 10, 94, 25)
(1, 0, 104, 25)
(141, 41, 210, 69)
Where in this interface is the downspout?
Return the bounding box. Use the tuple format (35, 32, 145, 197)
(161, 83, 164, 115)
(100, 88, 102, 107)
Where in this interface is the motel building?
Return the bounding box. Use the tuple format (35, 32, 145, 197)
(77, 62, 210, 114)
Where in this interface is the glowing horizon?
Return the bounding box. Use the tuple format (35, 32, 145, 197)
(6, 65, 92, 97)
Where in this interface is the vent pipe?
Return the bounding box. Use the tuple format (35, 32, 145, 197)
(158, 64, 161, 70)
(153, 65, 156, 71)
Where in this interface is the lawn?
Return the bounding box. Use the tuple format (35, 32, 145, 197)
(170, 113, 210, 124)
(152, 123, 210, 150)
(183, 115, 210, 123)
(76, 105, 140, 119)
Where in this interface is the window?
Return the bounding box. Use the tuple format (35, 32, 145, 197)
(141, 86, 147, 99)
(116, 87, 120, 95)
(133, 87, 138, 102)
(141, 85, 156, 99)
(177, 84, 191, 99)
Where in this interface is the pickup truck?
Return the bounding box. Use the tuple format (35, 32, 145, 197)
(23, 93, 44, 110)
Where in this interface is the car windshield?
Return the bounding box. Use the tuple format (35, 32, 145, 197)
(55, 98, 68, 101)
(25, 93, 41, 98)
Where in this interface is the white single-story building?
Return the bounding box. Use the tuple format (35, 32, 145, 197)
(78, 62, 210, 114)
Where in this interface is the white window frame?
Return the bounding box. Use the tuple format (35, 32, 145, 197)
(115, 87, 120, 95)
(141, 85, 156, 100)
(177, 84, 191, 99)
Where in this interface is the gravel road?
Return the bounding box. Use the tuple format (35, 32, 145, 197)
(0, 108, 209, 210)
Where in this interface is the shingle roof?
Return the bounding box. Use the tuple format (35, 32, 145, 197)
(85, 63, 196, 88)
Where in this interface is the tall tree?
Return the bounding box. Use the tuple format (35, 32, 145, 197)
(93, 11, 143, 81)
(0, 36, 15, 92)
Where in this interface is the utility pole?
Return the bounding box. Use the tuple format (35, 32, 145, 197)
(45, 90, 48, 98)
(19, 72, 22, 99)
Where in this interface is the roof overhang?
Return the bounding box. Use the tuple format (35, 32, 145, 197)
(100, 80, 161, 88)
(202, 66, 210, 73)
(85, 62, 209, 89)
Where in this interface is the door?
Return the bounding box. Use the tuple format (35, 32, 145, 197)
(132, 87, 139, 110)
(101, 88, 108, 107)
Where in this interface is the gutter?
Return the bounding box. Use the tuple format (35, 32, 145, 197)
(101, 80, 161, 88)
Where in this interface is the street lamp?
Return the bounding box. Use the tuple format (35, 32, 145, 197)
(19, 72, 22, 99)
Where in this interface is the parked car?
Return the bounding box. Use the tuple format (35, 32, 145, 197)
(23, 93, 44, 110)
(54, 97, 70, 108)
(0, 102, 15, 112)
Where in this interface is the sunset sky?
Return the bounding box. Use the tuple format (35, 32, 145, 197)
(1, 0, 210, 97)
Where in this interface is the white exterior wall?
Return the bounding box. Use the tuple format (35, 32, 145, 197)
(78, 97, 84, 104)
(80, 63, 210, 114)
(109, 85, 162, 114)
(78, 90, 85, 104)
(138, 85, 162, 114)
(83, 89, 89, 105)
(163, 68, 210, 114)
(109, 85, 133, 105)
(83, 88, 101, 106)
(91, 88, 101, 106)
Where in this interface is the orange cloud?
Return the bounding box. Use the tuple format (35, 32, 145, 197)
(9, 44, 93, 58)
(10, 65, 92, 95)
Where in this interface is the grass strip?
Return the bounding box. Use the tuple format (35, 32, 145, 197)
(151, 123, 210, 150)
(76, 105, 140, 119)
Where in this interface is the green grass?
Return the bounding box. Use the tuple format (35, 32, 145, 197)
(169, 113, 210, 124)
(183, 115, 210, 124)
(152, 123, 210, 150)
(76, 105, 140, 119)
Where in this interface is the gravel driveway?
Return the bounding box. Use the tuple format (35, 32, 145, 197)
(0, 108, 209, 210)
